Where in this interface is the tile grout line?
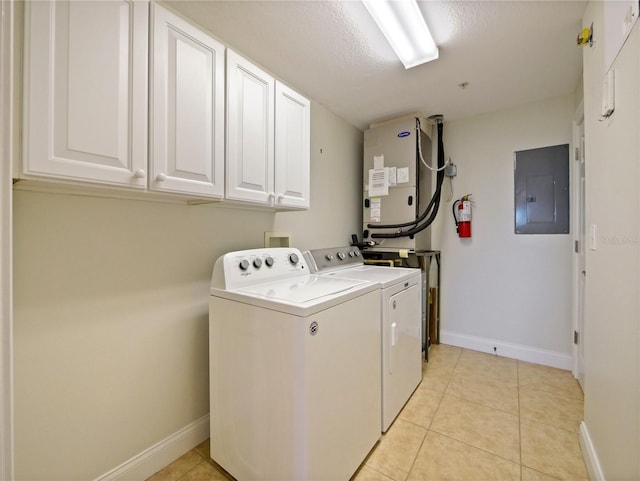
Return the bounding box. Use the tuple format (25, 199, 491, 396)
(357, 463, 396, 481)
(426, 430, 522, 467)
(520, 415, 584, 435)
(176, 445, 215, 481)
(175, 453, 206, 481)
(518, 357, 587, 480)
(440, 390, 519, 418)
(520, 381, 585, 401)
(404, 348, 463, 479)
(400, 359, 433, 481)
(518, 372, 585, 435)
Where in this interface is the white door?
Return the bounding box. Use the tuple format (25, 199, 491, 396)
(23, 1, 148, 187)
(226, 50, 275, 204)
(274, 82, 310, 209)
(150, 4, 225, 198)
(573, 110, 586, 389)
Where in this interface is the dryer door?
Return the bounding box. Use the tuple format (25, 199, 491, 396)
(388, 284, 421, 374)
(384, 283, 422, 431)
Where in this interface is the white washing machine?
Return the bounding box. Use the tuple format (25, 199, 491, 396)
(209, 248, 381, 481)
(304, 246, 422, 432)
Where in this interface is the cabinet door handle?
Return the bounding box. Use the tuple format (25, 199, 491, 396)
(156, 173, 167, 182)
(133, 169, 146, 179)
(276, 193, 284, 203)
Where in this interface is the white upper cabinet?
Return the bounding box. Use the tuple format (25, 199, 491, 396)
(225, 50, 275, 205)
(226, 50, 310, 209)
(23, 1, 149, 188)
(275, 81, 310, 209)
(150, 4, 225, 198)
(22, 2, 308, 207)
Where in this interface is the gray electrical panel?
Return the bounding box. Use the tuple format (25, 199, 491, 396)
(362, 116, 432, 250)
(514, 144, 569, 234)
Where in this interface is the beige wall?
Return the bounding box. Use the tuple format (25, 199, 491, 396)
(12, 103, 362, 479)
(581, 2, 640, 479)
(431, 94, 576, 364)
(274, 102, 363, 250)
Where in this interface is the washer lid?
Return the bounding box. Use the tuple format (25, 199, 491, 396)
(237, 275, 367, 304)
(212, 274, 377, 316)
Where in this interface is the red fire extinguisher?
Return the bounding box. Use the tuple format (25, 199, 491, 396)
(453, 195, 472, 238)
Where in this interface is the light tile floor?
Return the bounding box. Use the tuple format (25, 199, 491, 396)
(147, 345, 587, 481)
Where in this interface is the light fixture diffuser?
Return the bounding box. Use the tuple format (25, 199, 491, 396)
(362, 0, 439, 69)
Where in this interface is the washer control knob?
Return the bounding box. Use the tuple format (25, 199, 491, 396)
(253, 258, 262, 268)
(239, 259, 250, 271)
(349, 251, 356, 257)
(337, 252, 346, 260)
(325, 254, 334, 261)
(265, 256, 275, 267)
(288, 253, 299, 265)
(354, 250, 361, 257)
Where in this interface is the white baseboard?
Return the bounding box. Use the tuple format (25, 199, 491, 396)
(440, 330, 573, 370)
(94, 414, 210, 481)
(580, 421, 604, 481)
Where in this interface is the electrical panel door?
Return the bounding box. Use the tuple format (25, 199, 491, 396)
(514, 144, 570, 234)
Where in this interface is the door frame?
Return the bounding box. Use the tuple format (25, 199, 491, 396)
(1, 1, 16, 478)
(572, 99, 585, 387)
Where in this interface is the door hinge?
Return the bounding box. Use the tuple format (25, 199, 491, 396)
(575, 147, 580, 161)
(575, 240, 580, 253)
(574, 330, 579, 344)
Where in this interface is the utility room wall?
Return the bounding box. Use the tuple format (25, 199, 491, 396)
(12, 102, 362, 480)
(431, 94, 576, 366)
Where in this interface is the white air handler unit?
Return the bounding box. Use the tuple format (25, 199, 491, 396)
(363, 115, 433, 251)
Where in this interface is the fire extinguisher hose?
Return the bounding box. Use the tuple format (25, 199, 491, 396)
(452, 199, 460, 233)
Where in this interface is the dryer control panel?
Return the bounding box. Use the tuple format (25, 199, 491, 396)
(211, 248, 309, 290)
(304, 246, 363, 273)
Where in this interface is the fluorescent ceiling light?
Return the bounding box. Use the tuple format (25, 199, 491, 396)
(362, 0, 439, 69)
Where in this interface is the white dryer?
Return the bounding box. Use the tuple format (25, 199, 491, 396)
(209, 248, 381, 481)
(304, 246, 422, 432)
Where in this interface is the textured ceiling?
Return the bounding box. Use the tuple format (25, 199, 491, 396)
(165, 0, 587, 130)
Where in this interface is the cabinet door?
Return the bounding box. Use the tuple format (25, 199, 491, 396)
(150, 4, 225, 198)
(275, 82, 310, 209)
(23, 1, 148, 188)
(226, 50, 275, 204)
